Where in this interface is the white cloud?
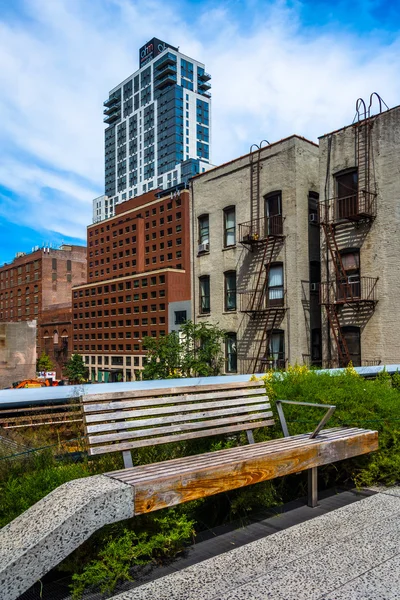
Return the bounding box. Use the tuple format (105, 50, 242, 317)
(0, 0, 400, 243)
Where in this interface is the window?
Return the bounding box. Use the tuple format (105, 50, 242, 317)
(340, 326, 361, 367)
(336, 170, 358, 219)
(52, 258, 57, 270)
(199, 276, 210, 314)
(266, 330, 285, 369)
(337, 249, 360, 300)
(224, 271, 236, 311)
(267, 264, 284, 306)
(311, 328, 322, 366)
(225, 333, 237, 373)
(66, 260, 71, 271)
(223, 207, 236, 247)
(198, 214, 209, 248)
(265, 192, 283, 235)
(174, 310, 187, 325)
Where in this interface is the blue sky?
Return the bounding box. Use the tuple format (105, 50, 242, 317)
(1, 0, 400, 264)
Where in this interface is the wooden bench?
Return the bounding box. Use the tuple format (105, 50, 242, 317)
(81, 380, 378, 512)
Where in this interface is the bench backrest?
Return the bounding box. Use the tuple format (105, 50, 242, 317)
(82, 381, 273, 463)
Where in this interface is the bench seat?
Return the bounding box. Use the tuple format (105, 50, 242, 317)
(105, 427, 378, 515)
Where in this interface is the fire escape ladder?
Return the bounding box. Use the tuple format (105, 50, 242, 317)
(256, 237, 277, 311)
(325, 303, 351, 367)
(248, 239, 271, 312)
(322, 222, 354, 302)
(252, 307, 284, 373)
(250, 149, 262, 227)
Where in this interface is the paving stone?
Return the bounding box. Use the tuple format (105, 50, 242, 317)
(109, 491, 400, 600)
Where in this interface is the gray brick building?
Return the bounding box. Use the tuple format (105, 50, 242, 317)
(319, 100, 400, 367)
(191, 136, 320, 374)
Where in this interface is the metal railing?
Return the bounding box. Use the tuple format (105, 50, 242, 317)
(239, 215, 284, 244)
(239, 289, 286, 313)
(320, 277, 378, 305)
(241, 355, 287, 373)
(319, 191, 376, 224)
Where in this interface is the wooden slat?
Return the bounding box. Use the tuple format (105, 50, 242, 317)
(82, 387, 267, 413)
(109, 428, 366, 482)
(104, 430, 379, 515)
(86, 403, 272, 434)
(88, 420, 275, 455)
(88, 412, 274, 445)
(84, 397, 270, 424)
(82, 380, 264, 403)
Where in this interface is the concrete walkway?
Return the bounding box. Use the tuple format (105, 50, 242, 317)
(112, 488, 400, 600)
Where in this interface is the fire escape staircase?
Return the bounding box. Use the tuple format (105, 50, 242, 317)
(319, 95, 383, 367)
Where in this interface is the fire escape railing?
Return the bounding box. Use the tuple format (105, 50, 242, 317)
(319, 192, 376, 225)
(239, 215, 284, 246)
(320, 277, 379, 306)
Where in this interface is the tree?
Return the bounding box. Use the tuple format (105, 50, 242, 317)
(63, 354, 88, 384)
(36, 351, 54, 373)
(142, 320, 226, 380)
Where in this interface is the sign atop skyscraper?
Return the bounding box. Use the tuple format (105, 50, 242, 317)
(139, 38, 177, 67)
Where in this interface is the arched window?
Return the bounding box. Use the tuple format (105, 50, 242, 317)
(266, 329, 285, 370)
(198, 214, 209, 251)
(265, 191, 283, 235)
(224, 271, 237, 311)
(267, 263, 284, 307)
(53, 330, 59, 344)
(225, 332, 237, 373)
(337, 249, 360, 300)
(223, 206, 236, 247)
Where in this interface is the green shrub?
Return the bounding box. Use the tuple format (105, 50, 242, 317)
(70, 511, 194, 599)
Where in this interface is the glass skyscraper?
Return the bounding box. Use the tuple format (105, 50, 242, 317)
(93, 38, 212, 222)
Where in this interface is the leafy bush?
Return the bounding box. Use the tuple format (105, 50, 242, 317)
(70, 512, 194, 599)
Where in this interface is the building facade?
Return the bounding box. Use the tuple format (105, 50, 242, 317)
(94, 37, 212, 222)
(319, 102, 400, 367)
(0, 246, 87, 377)
(0, 321, 37, 389)
(191, 136, 320, 374)
(74, 188, 191, 382)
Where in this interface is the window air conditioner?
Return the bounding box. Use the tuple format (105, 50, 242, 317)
(198, 242, 210, 254)
(310, 282, 320, 292)
(309, 213, 319, 224)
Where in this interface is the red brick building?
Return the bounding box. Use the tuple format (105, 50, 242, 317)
(0, 245, 87, 378)
(72, 188, 191, 382)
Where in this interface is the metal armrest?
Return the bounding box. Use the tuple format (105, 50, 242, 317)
(275, 400, 336, 439)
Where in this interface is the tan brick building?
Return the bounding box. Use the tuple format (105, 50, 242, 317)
(191, 136, 320, 374)
(72, 188, 191, 382)
(319, 102, 400, 367)
(0, 245, 87, 377)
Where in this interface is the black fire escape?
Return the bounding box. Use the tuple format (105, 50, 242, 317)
(318, 95, 384, 367)
(239, 144, 286, 373)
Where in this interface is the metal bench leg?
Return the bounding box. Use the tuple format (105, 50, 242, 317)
(308, 467, 318, 508)
(123, 451, 133, 469)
